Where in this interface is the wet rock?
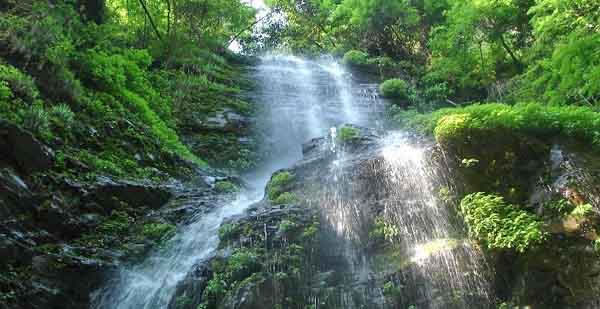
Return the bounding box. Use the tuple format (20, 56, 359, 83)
(87, 176, 172, 213)
(0, 168, 33, 216)
(0, 120, 54, 174)
(34, 198, 83, 237)
(168, 262, 213, 309)
(0, 234, 24, 264)
(195, 108, 250, 132)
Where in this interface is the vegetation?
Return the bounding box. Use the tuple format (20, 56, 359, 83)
(267, 171, 294, 201)
(460, 193, 547, 252)
(393, 103, 600, 149)
(264, 0, 599, 106)
(379, 79, 410, 101)
(338, 126, 359, 142)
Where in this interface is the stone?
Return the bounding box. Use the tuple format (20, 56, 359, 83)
(0, 120, 54, 174)
(87, 176, 172, 212)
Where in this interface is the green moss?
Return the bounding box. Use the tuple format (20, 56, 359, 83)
(142, 223, 175, 241)
(338, 126, 359, 142)
(214, 180, 239, 193)
(273, 192, 298, 205)
(267, 171, 294, 201)
(98, 210, 133, 235)
(460, 192, 548, 252)
(393, 103, 600, 150)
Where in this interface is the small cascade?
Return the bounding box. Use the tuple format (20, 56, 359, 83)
(377, 132, 493, 308)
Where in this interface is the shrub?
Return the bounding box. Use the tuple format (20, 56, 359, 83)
(379, 79, 409, 100)
(267, 171, 294, 200)
(343, 50, 368, 66)
(460, 192, 547, 252)
(0, 63, 39, 103)
(49, 104, 75, 128)
(21, 104, 49, 136)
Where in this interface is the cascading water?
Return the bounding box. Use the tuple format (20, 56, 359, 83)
(91, 54, 384, 308)
(377, 133, 493, 308)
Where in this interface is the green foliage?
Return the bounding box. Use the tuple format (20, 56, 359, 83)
(393, 103, 600, 150)
(98, 210, 134, 235)
(273, 192, 298, 205)
(0, 63, 39, 103)
(267, 171, 294, 201)
(570, 204, 593, 219)
(49, 104, 75, 128)
(379, 79, 410, 100)
(343, 50, 368, 66)
(218, 223, 239, 241)
(338, 126, 359, 142)
(21, 104, 50, 136)
(215, 181, 239, 193)
(142, 223, 176, 241)
(460, 193, 547, 252)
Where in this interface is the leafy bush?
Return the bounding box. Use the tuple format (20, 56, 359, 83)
(460, 192, 547, 252)
(379, 79, 409, 100)
(49, 104, 75, 128)
(267, 171, 294, 200)
(21, 104, 49, 136)
(0, 63, 39, 103)
(343, 50, 368, 66)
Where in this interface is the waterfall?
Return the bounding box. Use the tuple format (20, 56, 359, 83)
(91, 54, 383, 309)
(377, 132, 493, 308)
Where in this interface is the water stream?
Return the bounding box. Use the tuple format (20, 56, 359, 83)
(92, 54, 384, 308)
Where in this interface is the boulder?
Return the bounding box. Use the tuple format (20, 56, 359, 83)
(86, 176, 172, 213)
(0, 120, 54, 174)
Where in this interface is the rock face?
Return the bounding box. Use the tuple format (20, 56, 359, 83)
(0, 120, 54, 174)
(171, 126, 600, 309)
(86, 176, 173, 213)
(0, 120, 232, 309)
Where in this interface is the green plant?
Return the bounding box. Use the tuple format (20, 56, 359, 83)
(218, 223, 239, 240)
(379, 79, 410, 100)
(338, 126, 359, 142)
(267, 171, 294, 200)
(460, 192, 547, 252)
(273, 192, 297, 205)
(21, 104, 49, 136)
(214, 180, 239, 193)
(142, 223, 175, 241)
(49, 104, 75, 128)
(98, 210, 133, 235)
(571, 203, 593, 219)
(279, 219, 297, 233)
(343, 50, 368, 66)
(461, 158, 479, 168)
(394, 103, 600, 150)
